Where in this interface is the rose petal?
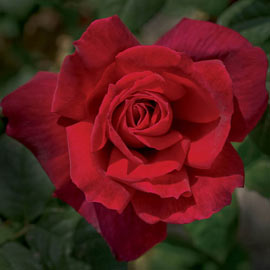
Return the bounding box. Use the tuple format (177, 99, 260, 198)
(106, 139, 190, 182)
(91, 84, 116, 152)
(225, 47, 268, 141)
(132, 142, 244, 224)
(129, 168, 191, 199)
(184, 60, 233, 169)
(134, 130, 183, 150)
(116, 45, 192, 75)
(156, 18, 268, 141)
(67, 121, 133, 213)
(1, 72, 69, 189)
(1, 72, 101, 230)
(171, 74, 220, 123)
(156, 18, 250, 62)
(54, 181, 100, 231)
(116, 71, 186, 101)
(94, 203, 166, 261)
(52, 15, 139, 120)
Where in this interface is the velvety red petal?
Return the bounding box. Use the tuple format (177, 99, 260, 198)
(1, 72, 102, 230)
(156, 18, 250, 62)
(1, 72, 69, 189)
(106, 139, 190, 182)
(66, 122, 132, 213)
(225, 47, 268, 141)
(116, 71, 186, 101)
(94, 203, 167, 261)
(134, 130, 183, 150)
(171, 75, 220, 123)
(157, 18, 268, 141)
(116, 45, 192, 75)
(91, 84, 116, 152)
(132, 143, 244, 224)
(185, 60, 233, 169)
(129, 168, 191, 199)
(52, 15, 139, 120)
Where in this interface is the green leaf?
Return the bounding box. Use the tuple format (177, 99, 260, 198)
(163, 0, 229, 17)
(184, 197, 238, 263)
(218, 0, 255, 27)
(72, 219, 127, 270)
(0, 135, 53, 221)
(250, 105, 270, 157)
(221, 244, 251, 270)
(96, 0, 166, 32)
(245, 157, 270, 198)
(0, 242, 42, 270)
(65, 258, 91, 270)
(26, 208, 81, 269)
(0, 66, 37, 100)
(0, 17, 20, 39)
(236, 136, 262, 168)
(0, 222, 15, 246)
(235, 132, 270, 198)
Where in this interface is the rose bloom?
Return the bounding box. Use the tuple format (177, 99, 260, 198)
(1, 16, 268, 261)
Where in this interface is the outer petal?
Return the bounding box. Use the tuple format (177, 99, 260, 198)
(1, 72, 100, 229)
(225, 47, 268, 141)
(156, 18, 268, 141)
(184, 60, 233, 169)
(1, 72, 68, 189)
(156, 18, 250, 61)
(94, 203, 167, 261)
(66, 121, 133, 213)
(132, 143, 244, 224)
(54, 182, 100, 231)
(52, 15, 139, 120)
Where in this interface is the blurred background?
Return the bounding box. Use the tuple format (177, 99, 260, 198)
(0, 0, 270, 269)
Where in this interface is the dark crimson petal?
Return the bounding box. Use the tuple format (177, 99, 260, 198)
(156, 18, 268, 141)
(54, 182, 100, 231)
(94, 203, 167, 261)
(106, 139, 190, 182)
(225, 47, 268, 141)
(156, 18, 250, 60)
(129, 168, 191, 199)
(132, 143, 244, 224)
(52, 16, 139, 120)
(1, 72, 101, 230)
(1, 72, 69, 189)
(185, 60, 233, 169)
(66, 121, 133, 213)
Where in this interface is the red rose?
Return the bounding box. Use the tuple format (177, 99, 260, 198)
(1, 16, 268, 261)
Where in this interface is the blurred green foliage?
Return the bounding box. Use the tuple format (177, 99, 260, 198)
(1, 0, 270, 269)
